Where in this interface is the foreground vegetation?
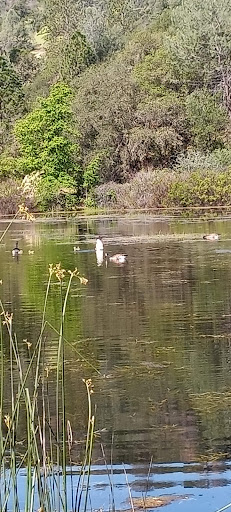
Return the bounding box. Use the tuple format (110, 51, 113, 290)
(0, 211, 93, 511)
(1, 0, 231, 212)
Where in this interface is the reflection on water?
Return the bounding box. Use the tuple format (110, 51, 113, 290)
(2, 214, 231, 509)
(8, 462, 231, 511)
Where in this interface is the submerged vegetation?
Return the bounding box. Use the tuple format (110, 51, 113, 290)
(1, 0, 231, 211)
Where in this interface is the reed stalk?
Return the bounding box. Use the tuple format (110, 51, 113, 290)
(0, 211, 20, 245)
(0, 204, 34, 244)
(0, 207, 95, 512)
(0, 317, 5, 511)
(76, 378, 95, 512)
(101, 443, 115, 512)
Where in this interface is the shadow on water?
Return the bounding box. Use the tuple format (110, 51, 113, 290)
(2, 214, 231, 509)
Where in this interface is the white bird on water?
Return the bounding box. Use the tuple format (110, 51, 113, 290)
(95, 237, 104, 266)
(95, 237, 104, 251)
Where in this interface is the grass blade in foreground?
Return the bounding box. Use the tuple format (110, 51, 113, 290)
(0, 259, 92, 512)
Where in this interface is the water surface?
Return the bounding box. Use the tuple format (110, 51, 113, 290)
(1, 214, 231, 511)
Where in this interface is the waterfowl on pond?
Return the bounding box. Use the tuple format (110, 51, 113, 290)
(203, 233, 219, 241)
(96, 249, 104, 266)
(95, 237, 104, 251)
(105, 253, 128, 264)
(73, 246, 80, 252)
(12, 241, 23, 256)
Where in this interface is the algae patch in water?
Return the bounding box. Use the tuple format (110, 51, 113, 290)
(124, 494, 191, 509)
(189, 390, 231, 414)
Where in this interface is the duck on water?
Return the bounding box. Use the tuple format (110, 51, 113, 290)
(105, 253, 127, 264)
(95, 237, 127, 264)
(12, 241, 23, 256)
(203, 233, 219, 241)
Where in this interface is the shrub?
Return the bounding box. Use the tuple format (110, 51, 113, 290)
(95, 168, 231, 210)
(95, 169, 175, 209)
(21, 171, 79, 211)
(0, 179, 34, 215)
(185, 90, 227, 151)
(35, 174, 78, 211)
(83, 155, 101, 199)
(175, 149, 231, 173)
(94, 182, 119, 207)
(0, 153, 19, 178)
(167, 171, 231, 207)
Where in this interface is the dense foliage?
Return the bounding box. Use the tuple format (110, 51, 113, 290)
(1, 0, 231, 210)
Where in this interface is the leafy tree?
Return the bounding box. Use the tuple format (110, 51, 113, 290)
(185, 90, 228, 151)
(74, 27, 171, 181)
(0, 0, 41, 82)
(46, 31, 95, 81)
(0, 56, 24, 150)
(14, 83, 81, 186)
(74, 23, 190, 181)
(44, 0, 95, 81)
(44, 0, 170, 61)
(83, 155, 101, 201)
(131, 31, 188, 168)
(44, 0, 80, 39)
(0, 152, 18, 178)
(74, 50, 138, 182)
(35, 173, 77, 210)
(168, 0, 231, 118)
(0, 1, 31, 59)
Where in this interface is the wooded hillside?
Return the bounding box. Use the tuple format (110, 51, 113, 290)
(1, 0, 231, 211)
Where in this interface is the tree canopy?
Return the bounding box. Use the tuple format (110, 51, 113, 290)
(1, 0, 231, 210)
(14, 83, 80, 179)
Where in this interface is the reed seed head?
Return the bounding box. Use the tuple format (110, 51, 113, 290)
(24, 339, 32, 349)
(44, 365, 51, 378)
(83, 378, 94, 393)
(79, 276, 88, 285)
(1, 311, 13, 326)
(18, 204, 35, 221)
(4, 414, 11, 429)
(49, 263, 66, 281)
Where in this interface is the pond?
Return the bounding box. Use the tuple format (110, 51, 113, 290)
(1, 213, 231, 511)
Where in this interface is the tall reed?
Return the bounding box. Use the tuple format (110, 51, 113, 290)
(0, 206, 94, 512)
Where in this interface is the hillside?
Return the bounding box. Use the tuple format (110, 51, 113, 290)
(1, 0, 231, 212)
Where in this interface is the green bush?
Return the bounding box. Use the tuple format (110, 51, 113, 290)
(84, 194, 97, 208)
(0, 153, 19, 178)
(95, 169, 231, 210)
(83, 155, 101, 198)
(185, 90, 227, 151)
(35, 174, 78, 211)
(14, 83, 81, 186)
(167, 171, 231, 206)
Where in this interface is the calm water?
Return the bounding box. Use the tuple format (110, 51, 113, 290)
(2, 213, 231, 511)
